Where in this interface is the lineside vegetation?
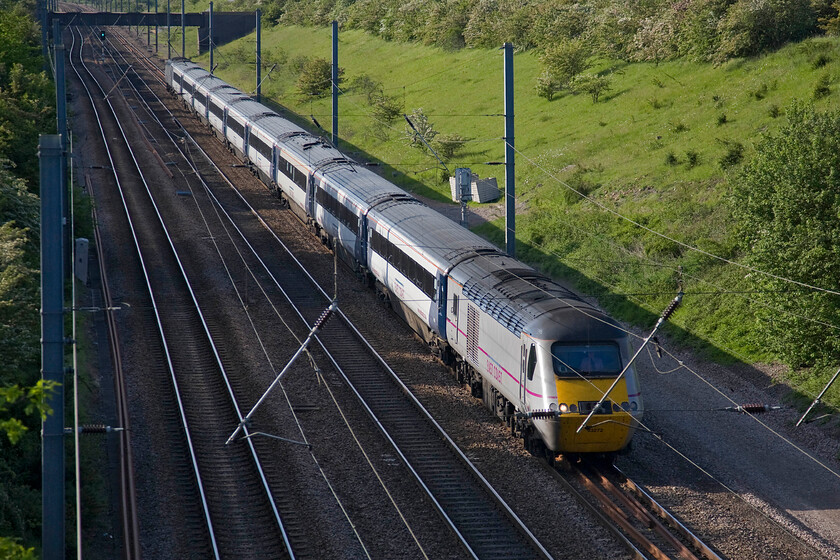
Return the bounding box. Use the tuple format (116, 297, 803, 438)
(189, 0, 840, 415)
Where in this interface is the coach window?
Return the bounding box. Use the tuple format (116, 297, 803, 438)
(526, 344, 537, 381)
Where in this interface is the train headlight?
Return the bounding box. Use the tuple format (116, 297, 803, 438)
(549, 403, 558, 412)
(559, 403, 569, 413)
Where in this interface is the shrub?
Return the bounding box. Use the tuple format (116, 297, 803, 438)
(716, 0, 817, 61)
(370, 92, 403, 125)
(718, 139, 744, 168)
(665, 151, 679, 166)
(751, 82, 769, 100)
(296, 57, 344, 99)
(768, 103, 782, 118)
(812, 53, 831, 68)
(350, 73, 383, 104)
(717, 113, 728, 125)
(560, 167, 600, 205)
(403, 108, 438, 151)
(686, 150, 700, 168)
(535, 71, 561, 101)
(434, 133, 468, 161)
(569, 73, 612, 103)
(813, 73, 831, 99)
(817, 0, 840, 35)
(539, 38, 591, 90)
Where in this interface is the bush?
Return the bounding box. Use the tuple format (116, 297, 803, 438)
(535, 71, 561, 101)
(569, 73, 612, 103)
(732, 102, 840, 366)
(296, 57, 344, 99)
(370, 92, 403, 126)
(685, 150, 700, 168)
(539, 38, 591, 91)
(718, 139, 744, 168)
(434, 133, 468, 161)
(403, 108, 438, 151)
(350, 73, 383, 104)
(813, 73, 832, 99)
(716, 0, 816, 60)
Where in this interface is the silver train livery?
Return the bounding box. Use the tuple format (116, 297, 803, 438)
(165, 58, 643, 457)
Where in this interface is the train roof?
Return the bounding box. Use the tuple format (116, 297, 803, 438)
(250, 113, 308, 140)
(319, 164, 416, 209)
(207, 86, 250, 105)
(190, 73, 228, 92)
(448, 248, 622, 341)
(368, 199, 499, 273)
(226, 98, 274, 121)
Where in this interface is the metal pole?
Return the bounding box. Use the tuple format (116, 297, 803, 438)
(503, 42, 515, 257)
(155, 0, 158, 53)
(41, 0, 48, 70)
(40, 134, 66, 560)
(181, 0, 185, 58)
(255, 9, 261, 102)
(54, 20, 69, 278)
(208, 1, 213, 73)
(166, 0, 170, 59)
(796, 366, 840, 426)
(226, 302, 337, 445)
(332, 20, 338, 146)
(147, 0, 151, 46)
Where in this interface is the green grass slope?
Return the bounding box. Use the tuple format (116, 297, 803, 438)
(195, 26, 840, 405)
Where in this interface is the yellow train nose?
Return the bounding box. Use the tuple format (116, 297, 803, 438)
(556, 413, 635, 453)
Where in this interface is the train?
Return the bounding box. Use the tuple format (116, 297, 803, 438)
(165, 58, 643, 458)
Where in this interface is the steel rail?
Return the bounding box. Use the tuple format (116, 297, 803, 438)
(90, 201, 142, 560)
(67, 26, 223, 559)
(550, 459, 722, 560)
(119, 54, 554, 558)
(612, 465, 724, 560)
(544, 464, 648, 560)
(87, 24, 296, 557)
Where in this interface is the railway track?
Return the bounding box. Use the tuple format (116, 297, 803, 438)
(548, 459, 723, 560)
(101, 25, 556, 560)
(90, 200, 141, 559)
(63, 18, 764, 560)
(67, 25, 292, 559)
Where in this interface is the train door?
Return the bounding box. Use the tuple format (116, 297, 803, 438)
(520, 341, 537, 410)
(451, 292, 459, 344)
(306, 174, 316, 217)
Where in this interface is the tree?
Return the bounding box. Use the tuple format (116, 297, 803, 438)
(296, 57, 344, 99)
(403, 108, 438, 151)
(0, 537, 37, 560)
(569, 72, 612, 103)
(433, 133, 468, 161)
(732, 102, 840, 367)
(536, 38, 591, 99)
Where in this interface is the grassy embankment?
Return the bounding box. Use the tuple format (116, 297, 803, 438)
(190, 25, 840, 409)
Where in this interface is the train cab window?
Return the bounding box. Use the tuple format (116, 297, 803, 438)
(451, 294, 458, 315)
(526, 344, 537, 381)
(551, 343, 622, 378)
